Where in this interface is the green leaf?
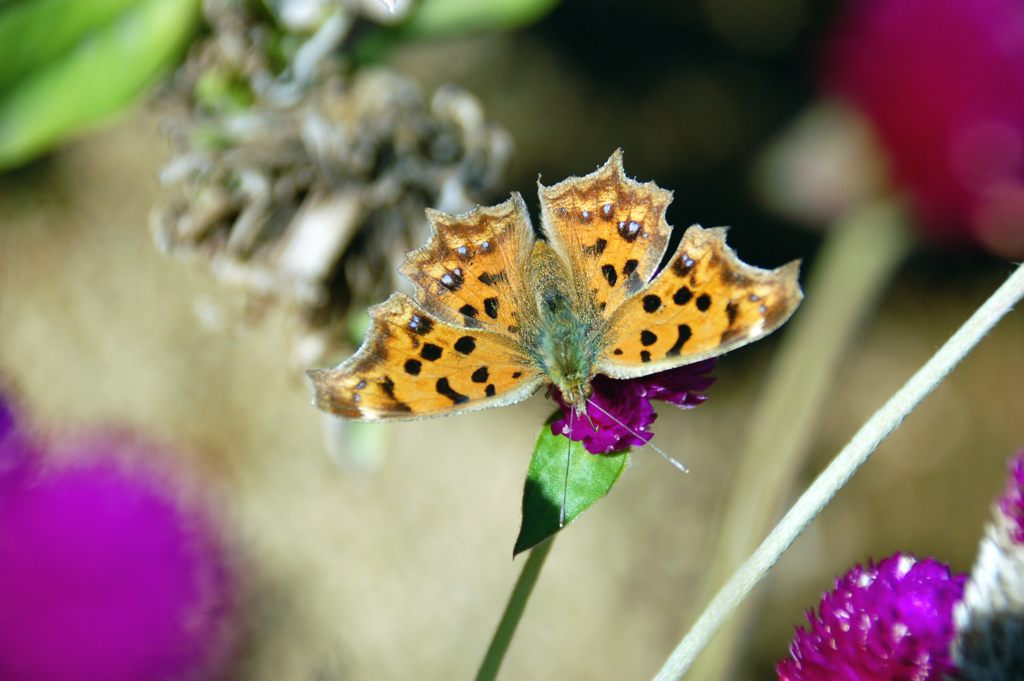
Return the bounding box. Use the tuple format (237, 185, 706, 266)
(0, 0, 140, 92)
(402, 0, 561, 38)
(353, 0, 561, 64)
(514, 414, 629, 556)
(0, 0, 200, 170)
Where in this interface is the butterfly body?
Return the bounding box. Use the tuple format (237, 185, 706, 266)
(528, 241, 602, 412)
(308, 151, 803, 422)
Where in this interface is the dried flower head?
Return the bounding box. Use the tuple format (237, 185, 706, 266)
(823, 0, 1024, 258)
(778, 553, 967, 681)
(955, 449, 1024, 680)
(152, 0, 512, 366)
(550, 360, 716, 454)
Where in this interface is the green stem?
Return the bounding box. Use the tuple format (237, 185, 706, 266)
(688, 199, 913, 681)
(475, 537, 555, 681)
(653, 261, 1024, 681)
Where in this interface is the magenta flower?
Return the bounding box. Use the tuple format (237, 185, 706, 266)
(778, 553, 967, 681)
(550, 360, 716, 454)
(0, 388, 31, 489)
(997, 449, 1024, 543)
(0, 432, 236, 681)
(0, 392, 12, 441)
(823, 0, 1024, 258)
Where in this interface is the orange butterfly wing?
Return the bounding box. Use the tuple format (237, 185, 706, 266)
(308, 294, 543, 420)
(538, 149, 673, 319)
(309, 196, 547, 421)
(598, 225, 802, 378)
(401, 195, 537, 335)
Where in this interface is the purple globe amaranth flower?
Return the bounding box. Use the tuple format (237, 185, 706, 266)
(0, 386, 32, 489)
(550, 359, 716, 454)
(778, 553, 967, 681)
(0, 391, 13, 442)
(0, 432, 236, 681)
(823, 0, 1024, 258)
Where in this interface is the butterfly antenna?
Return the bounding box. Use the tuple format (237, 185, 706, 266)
(585, 398, 689, 474)
(581, 404, 598, 431)
(560, 410, 574, 528)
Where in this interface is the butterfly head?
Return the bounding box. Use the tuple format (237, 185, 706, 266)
(555, 378, 593, 418)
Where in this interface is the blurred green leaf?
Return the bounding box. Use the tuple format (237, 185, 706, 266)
(355, 0, 560, 63)
(0, 0, 200, 170)
(402, 0, 560, 38)
(0, 0, 139, 91)
(514, 415, 629, 556)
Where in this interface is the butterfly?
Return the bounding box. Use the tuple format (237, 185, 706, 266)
(308, 151, 802, 423)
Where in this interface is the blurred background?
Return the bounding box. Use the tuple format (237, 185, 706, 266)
(1, 0, 1022, 679)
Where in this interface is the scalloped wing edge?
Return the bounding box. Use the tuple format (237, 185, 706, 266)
(398, 193, 535, 328)
(537, 149, 675, 278)
(307, 293, 545, 422)
(598, 224, 803, 379)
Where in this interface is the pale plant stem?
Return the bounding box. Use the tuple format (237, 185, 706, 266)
(653, 261, 1024, 681)
(688, 200, 913, 681)
(475, 537, 555, 681)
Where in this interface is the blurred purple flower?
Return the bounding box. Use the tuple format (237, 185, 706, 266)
(824, 0, 1024, 258)
(550, 360, 716, 454)
(778, 553, 967, 681)
(0, 432, 235, 681)
(0, 392, 13, 441)
(997, 449, 1024, 544)
(0, 387, 31, 489)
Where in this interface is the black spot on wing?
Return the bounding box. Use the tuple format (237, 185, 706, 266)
(622, 259, 639, 276)
(403, 359, 422, 375)
(640, 330, 657, 346)
(618, 220, 641, 242)
(672, 254, 695, 278)
(454, 336, 476, 355)
(459, 304, 478, 318)
(435, 377, 469, 405)
(696, 294, 712, 312)
(673, 286, 692, 305)
(478, 271, 508, 286)
(379, 376, 412, 412)
(440, 268, 464, 292)
(485, 384, 496, 397)
(667, 324, 692, 356)
(642, 294, 661, 312)
(583, 239, 608, 256)
(420, 343, 443, 361)
(484, 297, 499, 319)
(471, 367, 489, 383)
(726, 300, 739, 325)
(408, 314, 433, 335)
(640, 350, 651, 362)
(601, 264, 617, 287)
